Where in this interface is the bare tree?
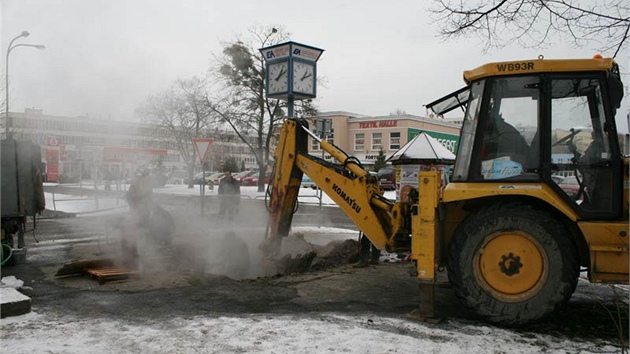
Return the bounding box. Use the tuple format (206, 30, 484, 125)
(430, 0, 629, 58)
(137, 76, 216, 188)
(208, 25, 317, 192)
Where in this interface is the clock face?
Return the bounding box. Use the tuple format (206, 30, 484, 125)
(292, 62, 315, 95)
(267, 62, 288, 95)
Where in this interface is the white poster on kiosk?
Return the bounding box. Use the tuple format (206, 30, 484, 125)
(396, 164, 451, 201)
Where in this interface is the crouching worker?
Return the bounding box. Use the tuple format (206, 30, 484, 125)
(218, 171, 241, 218)
(216, 231, 250, 279)
(127, 170, 175, 244)
(127, 169, 153, 225)
(148, 204, 175, 247)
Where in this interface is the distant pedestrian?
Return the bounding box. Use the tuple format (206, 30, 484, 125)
(104, 170, 112, 191)
(218, 171, 241, 217)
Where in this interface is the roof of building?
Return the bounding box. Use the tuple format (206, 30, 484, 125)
(317, 111, 369, 118)
(348, 114, 461, 128)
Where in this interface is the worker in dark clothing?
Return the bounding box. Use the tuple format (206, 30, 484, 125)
(578, 132, 609, 209)
(353, 232, 380, 268)
(218, 171, 241, 216)
(482, 113, 530, 165)
(127, 169, 153, 225)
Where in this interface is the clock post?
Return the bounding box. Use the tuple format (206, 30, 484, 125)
(259, 41, 324, 117)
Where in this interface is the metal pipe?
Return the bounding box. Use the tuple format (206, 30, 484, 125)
(5, 30, 45, 139)
(301, 124, 368, 178)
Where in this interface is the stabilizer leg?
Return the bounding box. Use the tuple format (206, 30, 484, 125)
(407, 282, 442, 323)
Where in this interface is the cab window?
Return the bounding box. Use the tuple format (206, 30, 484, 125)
(473, 76, 540, 181)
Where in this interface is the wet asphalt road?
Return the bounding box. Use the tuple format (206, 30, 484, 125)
(5, 190, 401, 318)
(4, 193, 428, 325)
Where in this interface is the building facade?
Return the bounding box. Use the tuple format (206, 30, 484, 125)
(306, 112, 462, 166)
(3, 109, 464, 182)
(3, 109, 257, 182)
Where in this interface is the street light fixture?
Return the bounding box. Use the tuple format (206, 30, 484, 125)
(5, 31, 45, 139)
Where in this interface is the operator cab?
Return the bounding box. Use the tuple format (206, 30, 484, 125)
(430, 57, 624, 219)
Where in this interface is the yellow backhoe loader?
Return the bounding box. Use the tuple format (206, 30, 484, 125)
(265, 55, 628, 325)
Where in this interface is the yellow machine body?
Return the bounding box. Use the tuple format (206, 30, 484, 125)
(266, 56, 628, 325)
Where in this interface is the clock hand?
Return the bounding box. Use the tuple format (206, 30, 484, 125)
(301, 72, 312, 81)
(274, 68, 286, 81)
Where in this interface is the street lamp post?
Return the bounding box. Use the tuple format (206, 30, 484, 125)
(5, 31, 45, 139)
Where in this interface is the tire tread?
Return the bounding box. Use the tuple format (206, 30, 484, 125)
(447, 202, 579, 325)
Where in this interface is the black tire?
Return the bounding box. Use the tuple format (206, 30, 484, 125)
(448, 202, 579, 326)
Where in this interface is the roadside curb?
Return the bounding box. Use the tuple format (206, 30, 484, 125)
(0, 287, 31, 318)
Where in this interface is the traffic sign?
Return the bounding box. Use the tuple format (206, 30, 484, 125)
(193, 138, 213, 164)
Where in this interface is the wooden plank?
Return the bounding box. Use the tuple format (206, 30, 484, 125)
(84, 267, 138, 284)
(87, 271, 134, 276)
(55, 259, 115, 277)
(85, 268, 136, 276)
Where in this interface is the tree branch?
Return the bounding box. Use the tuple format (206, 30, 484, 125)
(430, 0, 629, 58)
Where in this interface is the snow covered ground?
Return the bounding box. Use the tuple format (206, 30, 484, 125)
(2, 308, 621, 354)
(1, 182, 625, 353)
(42, 181, 395, 214)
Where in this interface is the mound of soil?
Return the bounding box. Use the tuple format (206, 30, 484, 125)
(310, 239, 360, 271)
(271, 239, 360, 276)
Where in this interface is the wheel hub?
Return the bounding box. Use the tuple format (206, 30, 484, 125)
(499, 253, 523, 276)
(474, 231, 548, 300)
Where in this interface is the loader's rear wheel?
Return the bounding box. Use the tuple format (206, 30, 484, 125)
(448, 202, 579, 326)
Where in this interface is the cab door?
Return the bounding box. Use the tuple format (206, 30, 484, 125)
(547, 74, 623, 219)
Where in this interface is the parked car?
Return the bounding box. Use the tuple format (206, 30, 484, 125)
(233, 170, 258, 184)
(187, 172, 204, 185)
(241, 171, 272, 186)
(551, 174, 565, 184)
(204, 172, 225, 187)
(558, 175, 581, 199)
(301, 175, 317, 189)
(184, 171, 217, 185)
(377, 167, 396, 191)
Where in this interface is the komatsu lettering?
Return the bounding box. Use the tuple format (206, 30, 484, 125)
(497, 62, 534, 72)
(332, 183, 362, 213)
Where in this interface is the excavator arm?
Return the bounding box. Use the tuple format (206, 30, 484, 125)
(263, 118, 409, 257)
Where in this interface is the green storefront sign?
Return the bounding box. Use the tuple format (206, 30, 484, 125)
(408, 128, 459, 154)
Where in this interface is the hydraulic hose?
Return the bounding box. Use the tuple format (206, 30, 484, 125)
(264, 169, 300, 214)
(264, 168, 275, 212)
(1, 243, 14, 266)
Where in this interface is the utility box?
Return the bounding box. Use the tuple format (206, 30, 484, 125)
(1, 138, 45, 265)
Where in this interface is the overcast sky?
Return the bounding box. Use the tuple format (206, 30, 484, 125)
(2, 0, 628, 131)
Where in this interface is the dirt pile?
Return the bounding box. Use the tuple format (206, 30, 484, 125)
(271, 238, 360, 276)
(310, 239, 360, 270)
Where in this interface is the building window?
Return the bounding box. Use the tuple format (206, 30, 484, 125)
(389, 132, 401, 150)
(311, 131, 321, 151)
(371, 133, 382, 151)
(354, 133, 365, 151)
